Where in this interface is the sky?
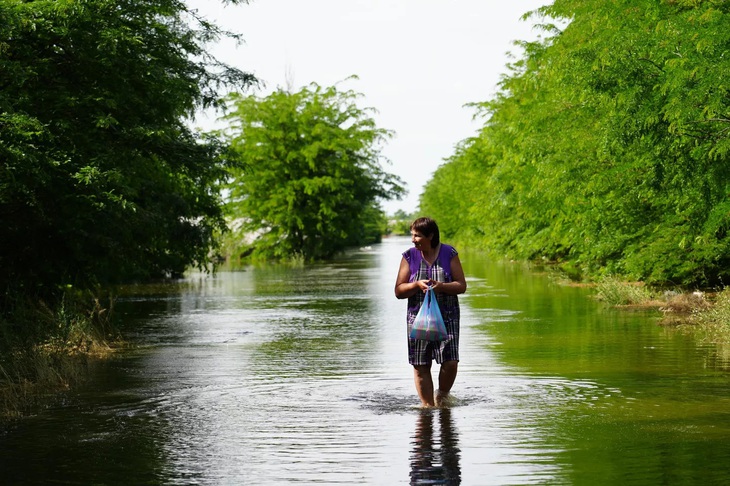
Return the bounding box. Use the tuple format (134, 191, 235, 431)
(187, 0, 547, 215)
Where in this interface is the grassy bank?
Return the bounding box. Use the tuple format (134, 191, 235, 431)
(0, 290, 118, 421)
(594, 276, 730, 344)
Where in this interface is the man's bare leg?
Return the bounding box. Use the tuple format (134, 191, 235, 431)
(413, 364, 435, 407)
(436, 360, 458, 407)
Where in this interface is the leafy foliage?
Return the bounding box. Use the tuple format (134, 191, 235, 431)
(0, 0, 256, 295)
(387, 209, 418, 236)
(221, 81, 405, 261)
(422, 0, 730, 287)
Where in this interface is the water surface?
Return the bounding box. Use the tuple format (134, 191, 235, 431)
(2, 237, 730, 485)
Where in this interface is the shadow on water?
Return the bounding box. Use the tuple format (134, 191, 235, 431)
(410, 408, 461, 485)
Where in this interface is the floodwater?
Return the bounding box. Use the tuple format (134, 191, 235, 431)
(2, 237, 730, 485)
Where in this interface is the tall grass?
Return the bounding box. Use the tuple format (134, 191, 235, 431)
(0, 289, 116, 420)
(594, 276, 656, 306)
(672, 289, 730, 345)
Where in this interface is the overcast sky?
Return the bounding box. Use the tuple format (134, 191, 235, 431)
(187, 0, 547, 215)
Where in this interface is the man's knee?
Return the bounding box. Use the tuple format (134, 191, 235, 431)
(413, 363, 432, 374)
(441, 360, 458, 373)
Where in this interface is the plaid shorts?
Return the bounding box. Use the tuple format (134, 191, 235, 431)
(407, 307, 460, 365)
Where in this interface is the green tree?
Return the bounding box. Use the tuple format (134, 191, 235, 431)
(221, 81, 405, 261)
(387, 209, 417, 236)
(0, 0, 256, 296)
(422, 0, 730, 287)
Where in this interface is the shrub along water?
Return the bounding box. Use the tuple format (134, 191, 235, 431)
(418, 0, 730, 345)
(0, 290, 116, 420)
(672, 289, 730, 346)
(594, 276, 657, 307)
(0, 0, 254, 417)
(593, 275, 730, 346)
(420, 0, 730, 288)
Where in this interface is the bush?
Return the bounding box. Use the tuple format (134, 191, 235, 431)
(595, 276, 655, 306)
(0, 290, 116, 419)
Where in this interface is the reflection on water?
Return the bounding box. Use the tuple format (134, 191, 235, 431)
(410, 408, 461, 485)
(2, 238, 730, 484)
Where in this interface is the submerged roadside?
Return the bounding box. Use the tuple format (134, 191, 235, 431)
(0, 290, 120, 421)
(592, 276, 730, 345)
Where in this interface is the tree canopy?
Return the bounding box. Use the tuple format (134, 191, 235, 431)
(421, 0, 730, 287)
(221, 81, 405, 261)
(0, 0, 255, 296)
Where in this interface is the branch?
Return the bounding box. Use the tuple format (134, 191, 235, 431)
(637, 57, 663, 73)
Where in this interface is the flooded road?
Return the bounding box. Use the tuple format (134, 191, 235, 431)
(2, 237, 730, 484)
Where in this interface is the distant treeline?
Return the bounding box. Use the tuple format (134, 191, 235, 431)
(421, 0, 730, 287)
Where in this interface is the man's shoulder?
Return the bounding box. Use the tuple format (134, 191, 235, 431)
(440, 243, 457, 257)
(403, 246, 419, 261)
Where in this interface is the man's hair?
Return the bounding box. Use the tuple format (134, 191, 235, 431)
(410, 217, 440, 248)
